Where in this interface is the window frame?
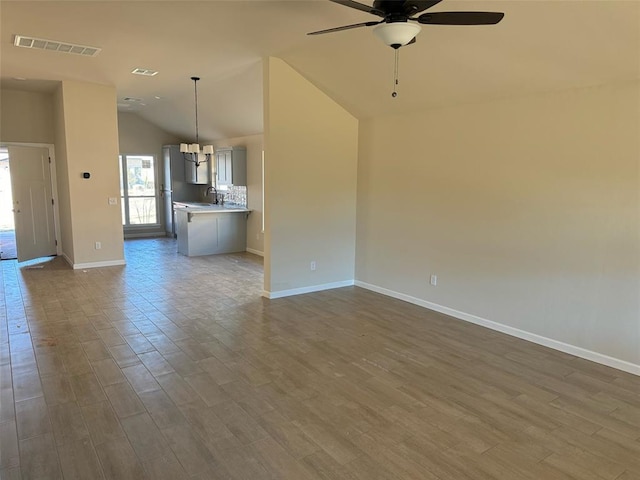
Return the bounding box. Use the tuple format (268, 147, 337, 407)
(119, 154, 160, 228)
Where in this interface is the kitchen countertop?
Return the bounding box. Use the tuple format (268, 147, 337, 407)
(174, 202, 250, 213)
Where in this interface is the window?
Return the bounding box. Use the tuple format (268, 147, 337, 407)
(119, 155, 158, 226)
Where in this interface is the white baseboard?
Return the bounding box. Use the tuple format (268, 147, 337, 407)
(355, 280, 640, 377)
(264, 279, 354, 300)
(62, 252, 73, 268)
(246, 248, 264, 257)
(70, 258, 126, 270)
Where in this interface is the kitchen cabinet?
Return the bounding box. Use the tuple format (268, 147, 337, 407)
(175, 204, 249, 256)
(185, 152, 209, 185)
(215, 147, 246, 186)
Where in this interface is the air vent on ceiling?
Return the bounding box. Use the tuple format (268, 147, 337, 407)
(131, 68, 158, 77)
(13, 35, 101, 57)
(122, 97, 143, 103)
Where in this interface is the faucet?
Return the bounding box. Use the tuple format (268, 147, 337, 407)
(205, 185, 218, 204)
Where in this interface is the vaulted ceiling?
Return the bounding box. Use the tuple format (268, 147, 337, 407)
(1, 1, 638, 141)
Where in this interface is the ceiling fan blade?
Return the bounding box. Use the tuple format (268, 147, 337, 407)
(407, 36, 417, 45)
(417, 11, 504, 25)
(403, 0, 443, 15)
(329, 0, 385, 17)
(307, 21, 382, 36)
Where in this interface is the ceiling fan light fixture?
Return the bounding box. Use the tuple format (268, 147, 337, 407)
(373, 22, 422, 49)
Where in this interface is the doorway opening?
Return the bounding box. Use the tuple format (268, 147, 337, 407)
(0, 148, 17, 260)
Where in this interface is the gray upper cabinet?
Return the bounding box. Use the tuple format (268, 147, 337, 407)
(215, 147, 246, 186)
(185, 153, 209, 185)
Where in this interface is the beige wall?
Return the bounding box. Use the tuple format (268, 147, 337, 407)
(0, 88, 54, 144)
(57, 80, 124, 266)
(356, 82, 640, 366)
(1, 83, 123, 266)
(118, 111, 179, 160)
(53, 85, 74, 262)
(214, 134, 264, 254)
(264, 57, 358, 295)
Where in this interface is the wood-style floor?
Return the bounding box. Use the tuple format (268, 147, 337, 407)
(1, 238, 639, 480)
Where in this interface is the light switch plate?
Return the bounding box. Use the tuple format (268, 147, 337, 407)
(108, 197, 117, 205)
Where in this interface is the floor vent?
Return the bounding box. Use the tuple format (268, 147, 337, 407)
(13, 35, 101, 57)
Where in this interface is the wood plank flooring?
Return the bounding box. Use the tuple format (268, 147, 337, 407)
(1, 237, 638, 479)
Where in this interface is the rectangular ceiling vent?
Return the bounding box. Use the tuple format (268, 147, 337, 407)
(131, 68, 158, 77)
(122, 97, 143, 103)
(13, 34, 101, 57)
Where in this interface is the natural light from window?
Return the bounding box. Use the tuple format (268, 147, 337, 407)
(119, 155, 158, 226)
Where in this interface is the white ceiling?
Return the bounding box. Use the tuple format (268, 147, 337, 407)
(1, 1, 638, 142)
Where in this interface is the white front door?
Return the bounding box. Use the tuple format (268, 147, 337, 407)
(8, 145, 57, 262)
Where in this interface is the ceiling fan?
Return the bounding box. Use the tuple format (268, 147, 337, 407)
(308, 1, 505, 97)
(308, 0, 504, 49)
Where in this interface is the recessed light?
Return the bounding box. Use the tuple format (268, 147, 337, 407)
(154, 96, 162, 100)
(131, 68, 158, 77)
(13, 77, 26, 81)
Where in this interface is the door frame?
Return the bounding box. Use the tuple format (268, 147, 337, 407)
(118, 152, 163, 237)
(2, 142, 61, 258)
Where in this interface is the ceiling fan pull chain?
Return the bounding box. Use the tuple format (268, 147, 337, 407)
(392, 48, 399, 98)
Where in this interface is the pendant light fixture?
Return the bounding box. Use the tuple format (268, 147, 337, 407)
(180, 76, 213, 166)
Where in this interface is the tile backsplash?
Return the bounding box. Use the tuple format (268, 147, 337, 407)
(221, 186, 247, 206)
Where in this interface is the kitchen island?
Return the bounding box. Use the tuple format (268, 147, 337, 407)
(174, 203, 250, 256)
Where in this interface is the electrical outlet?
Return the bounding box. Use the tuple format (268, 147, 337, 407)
(95, 241, 101, 250)
(310, 261, 316, 271)
(430, 274, 437, 286)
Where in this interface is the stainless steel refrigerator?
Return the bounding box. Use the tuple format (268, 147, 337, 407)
(162, 145, 203, 237)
